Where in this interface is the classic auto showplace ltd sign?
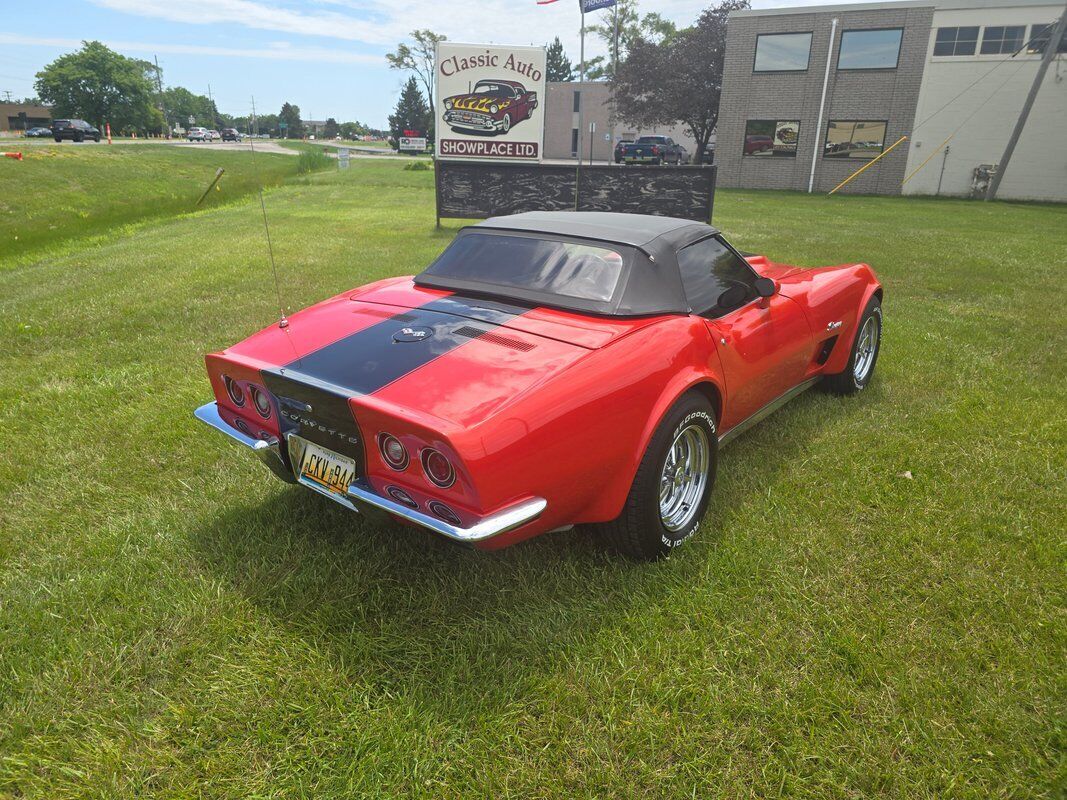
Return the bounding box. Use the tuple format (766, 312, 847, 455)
(435, 42, 547, 162)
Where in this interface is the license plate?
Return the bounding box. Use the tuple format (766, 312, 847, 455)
(298, 440, 356, 498)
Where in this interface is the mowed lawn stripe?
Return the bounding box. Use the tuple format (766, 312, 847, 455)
(0, 160, 1063, 798)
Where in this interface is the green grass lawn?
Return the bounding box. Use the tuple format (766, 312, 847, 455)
(0, 143, 303, 266)
(0, 157, 1064, 798)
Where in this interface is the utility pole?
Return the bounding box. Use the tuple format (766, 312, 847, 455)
(153, 56, 167, 137)
(986, 3, 1067, 200)
(2, 90, 12, 103)
(207, 84, 216, 129)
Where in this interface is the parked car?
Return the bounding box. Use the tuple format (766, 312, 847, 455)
(744, 134, 774, 155)
(614, 139, 634, 164)
(621, 135, 686, 165)
(25, 127, 52, 138)
(51, 119, 101, 143)
(187, 127, 209, 142)
(442, 79, 538, 135)
(221, 128, 240, 142)
(207, 130, 221, 141)
(195, 211, 883, 560)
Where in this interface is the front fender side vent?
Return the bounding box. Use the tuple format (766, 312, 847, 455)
(816, 335, 839, 365)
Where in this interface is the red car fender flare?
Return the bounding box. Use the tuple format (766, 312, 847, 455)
(595, 369, 726, 522)
(838, 268, 883, 367)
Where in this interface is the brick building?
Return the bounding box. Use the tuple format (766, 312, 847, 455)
(1, 102, 52, 133)
(542, 81, 700, 162)
(715, 0, 1066, 201)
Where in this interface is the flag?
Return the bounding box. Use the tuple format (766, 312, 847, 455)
(580, 0, 617, 11)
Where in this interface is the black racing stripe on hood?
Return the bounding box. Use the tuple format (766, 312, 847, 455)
(272, 295, 529, 396)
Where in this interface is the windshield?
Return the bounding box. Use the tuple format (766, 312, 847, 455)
(636, 136, 666, 144)
(473, 83, 514, 98)
(419, 232, 628, 303)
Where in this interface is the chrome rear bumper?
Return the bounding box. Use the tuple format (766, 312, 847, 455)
(194, 401, 545, 543)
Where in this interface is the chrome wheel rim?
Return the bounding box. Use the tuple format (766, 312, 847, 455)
(853, 315, 879, 383)
(659, 424, 710, 532)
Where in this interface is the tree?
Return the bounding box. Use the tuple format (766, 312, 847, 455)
(612, 0, 748, 163)
(546, 37, 574, 82)
(387, 77, 430, 149)
(279, 102, 303, 138)
(323, 117, 340, 139)
(34, 41, 157, 132)
(162, 86, 218, 130)
(584, 0, 677, 80)
(386, 29, 445, 138)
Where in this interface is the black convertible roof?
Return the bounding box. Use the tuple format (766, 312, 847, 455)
(475, 211, 718, 251)
(416, 212, 732, 317)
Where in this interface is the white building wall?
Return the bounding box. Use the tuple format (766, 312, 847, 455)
(904, 0, 1067, 200)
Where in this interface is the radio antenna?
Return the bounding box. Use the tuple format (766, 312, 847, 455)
(249, 95, 288, 329)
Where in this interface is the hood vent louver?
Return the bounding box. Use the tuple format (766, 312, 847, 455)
(453, 325, 535, 352)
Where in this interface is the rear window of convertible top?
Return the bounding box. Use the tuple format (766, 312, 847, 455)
(421, 231, 629, 303)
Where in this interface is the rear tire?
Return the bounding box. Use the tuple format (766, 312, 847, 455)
(822, 296, 882, 395)
(595, 392, 717, 560)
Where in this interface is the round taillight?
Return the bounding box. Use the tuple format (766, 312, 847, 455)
(224, 375, 245, 407)
(421, 448, 455, 488)
(428, 501, 461, 526)
(250, 385, 272, 419)
(378, 433, 408, 470)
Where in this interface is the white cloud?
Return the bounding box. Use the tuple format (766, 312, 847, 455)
(0, 33, 382, 64)
(89, 0, 916, 64)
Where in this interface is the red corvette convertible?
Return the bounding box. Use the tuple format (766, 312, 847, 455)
(195, 212, 882, 559)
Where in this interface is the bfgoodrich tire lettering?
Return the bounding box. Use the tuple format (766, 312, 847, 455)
(823, 296, 882, 395)
(596, 392, 718, 560)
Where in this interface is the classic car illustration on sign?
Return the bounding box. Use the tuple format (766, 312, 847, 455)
(195, 212, 883, 560)
(443, 79, 538, 135)
(435, 42, 547, 161)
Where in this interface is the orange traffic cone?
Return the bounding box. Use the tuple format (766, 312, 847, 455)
(3, 152, 23, 161)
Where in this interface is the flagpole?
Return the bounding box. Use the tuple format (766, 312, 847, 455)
(578, 5, 586, 168)
(609, 3, 619, 163)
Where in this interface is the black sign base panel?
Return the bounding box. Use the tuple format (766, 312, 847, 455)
(434, 161, 716, 223)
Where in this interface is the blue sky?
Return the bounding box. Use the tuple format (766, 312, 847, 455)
(2, 0, 883, 127)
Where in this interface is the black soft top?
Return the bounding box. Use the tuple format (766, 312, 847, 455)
(415, 212, 725, 317)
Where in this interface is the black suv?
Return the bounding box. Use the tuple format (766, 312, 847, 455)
(52, 119, 101, 143)
(221, 128, 240, 142)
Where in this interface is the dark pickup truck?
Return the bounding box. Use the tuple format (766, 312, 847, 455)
(620, 135, 687, 165)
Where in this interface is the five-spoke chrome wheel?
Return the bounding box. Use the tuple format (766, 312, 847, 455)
(853, 314, 879, 383)
(659, 424, 710, 532)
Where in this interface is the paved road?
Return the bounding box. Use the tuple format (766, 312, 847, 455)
(0, 137, 617, 165)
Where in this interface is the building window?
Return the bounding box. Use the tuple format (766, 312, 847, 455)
(824, 120, 888, 159)
(837, 28, 903, 69)
(743, 120, 800, 157)
(753, 32, 813, 72)
(1026, 23, 1067, 54)
(933, 26, 979, 56)
(570, 128, 579, 156)
(573, 91, 581, 112)
(980, 25, 1025, 55)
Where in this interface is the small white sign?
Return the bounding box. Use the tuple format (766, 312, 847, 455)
(399, 136, 427, 151)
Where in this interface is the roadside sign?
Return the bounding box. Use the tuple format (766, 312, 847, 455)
(399, 136, 427, 151)
(187, 115, 195, 125)
(435, 41, 547, 162)
(338, 147, 351, 169)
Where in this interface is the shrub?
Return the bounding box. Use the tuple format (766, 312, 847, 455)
(296, 149, 333, 174)
(404, 160, 432, 171)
